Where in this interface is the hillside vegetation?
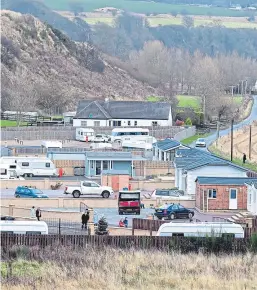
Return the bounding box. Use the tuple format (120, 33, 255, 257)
(1, 11, 159, 113)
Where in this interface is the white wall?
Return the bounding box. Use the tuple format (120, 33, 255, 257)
(186, 165, 248, 195)
(247, 184, 257, 214)
(73, 119, 108, 127)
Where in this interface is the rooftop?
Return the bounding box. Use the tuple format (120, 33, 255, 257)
(196, 177, 257, 185)
(75, 100, 171, 120)
(153, 138, 181, 151)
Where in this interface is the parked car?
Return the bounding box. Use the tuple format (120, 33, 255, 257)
(64, 181, 114, 198)
(1, 216, 15, 221)
(154, 203, 194, 220)
(93, 134, 110, 143)
(150, 189, 184, 199)
(195, 138, 206, 147)
(15, 186, 49, 198)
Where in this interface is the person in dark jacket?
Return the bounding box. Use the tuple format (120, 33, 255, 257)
(82, 211, 90, 229)
(243, 153, 247, 164)
(36, 208, 41, 221)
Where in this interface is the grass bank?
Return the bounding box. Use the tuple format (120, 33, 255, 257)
(2, 247, 257, 290)
(0, 120, 27, 127)
(181, 133, 210, 145)
(209, 145, 257, 172)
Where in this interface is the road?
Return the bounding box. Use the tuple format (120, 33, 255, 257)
(192, 95, 257, 149)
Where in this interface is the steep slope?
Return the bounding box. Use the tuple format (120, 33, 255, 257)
(1, 11, 159, 112)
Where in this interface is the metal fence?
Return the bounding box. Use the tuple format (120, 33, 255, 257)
(1, 126, 191, 141)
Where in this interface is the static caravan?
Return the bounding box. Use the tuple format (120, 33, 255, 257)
(76, 128, 95, 142)
(111, 128, 150, 143)
(0, 157, 57, 177)
(0, 221, 48, 234)
(0, 164, 17, 179)
(156, 222, 244, 238)
(41, 141, 62, 149)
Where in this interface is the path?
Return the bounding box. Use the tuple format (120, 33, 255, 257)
(191, 95, 257, 149)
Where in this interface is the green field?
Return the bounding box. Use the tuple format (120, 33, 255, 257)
(44, 0, 257, 17)
(0, 120, 27, 127)
(177, 95, 201, 109)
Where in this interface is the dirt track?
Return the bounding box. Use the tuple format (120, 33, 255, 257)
(214, 123, 257, 163)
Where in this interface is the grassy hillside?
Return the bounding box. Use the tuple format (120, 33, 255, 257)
(43, 0, 257, 17)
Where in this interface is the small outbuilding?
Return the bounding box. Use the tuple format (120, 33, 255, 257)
(195, 176, 257, 212)
(101, 170, 130, 191)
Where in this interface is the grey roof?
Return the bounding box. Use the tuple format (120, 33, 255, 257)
(196, 177, 257, 185)
(175, 148, 248, 172)
(153, 139, 181, 151)
(86, 152, 132, 160)
(75, 100, 171, 120)
(102, 170, 129, 175)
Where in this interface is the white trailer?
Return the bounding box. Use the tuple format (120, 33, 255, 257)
(76, 128, 95, 142)
(0, 156, 57, 177)
(0, 221, 48, 234)
(41, 141, 62, 149)
(156, 222, 244, 238)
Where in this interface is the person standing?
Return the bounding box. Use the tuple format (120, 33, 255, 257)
(82, 211, 90, 230)
(124, 217, 128, 228)
(36, 207, 41, 221)
(243, 153, 247, 164)
(30, 206, 36, 219)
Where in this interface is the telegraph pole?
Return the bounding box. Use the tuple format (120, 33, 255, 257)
(249, 125, 252, 160)
(230, 118, 234, 162)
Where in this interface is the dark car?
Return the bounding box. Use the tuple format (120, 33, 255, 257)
(1, 216, 15, 221)
(15, 186, 48, 198)
(154, 203, 194, 220)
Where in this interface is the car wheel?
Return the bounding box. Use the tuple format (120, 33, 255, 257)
(102, 191, 110, 198)
(15, 195, 20, 198)
(170, 213, 175, 220)
(157, 216, 162, 220)
(72, 190, 81, 198)
(188, 213, 193, 219)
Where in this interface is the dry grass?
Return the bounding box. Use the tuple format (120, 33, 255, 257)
(1, 247, 257, 290)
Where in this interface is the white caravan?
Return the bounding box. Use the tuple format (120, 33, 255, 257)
(0, 164, 17, 179)
(0, 221, 48, 234)
(156, 222, 244, 238)
(0, 156, 57, 177)
(111, 128, 150, 143)
(121, 136, 157, 150)
(41, 141, 62, 149)
(76, 128, 95, 142)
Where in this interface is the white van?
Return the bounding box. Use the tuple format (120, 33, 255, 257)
(0, 221, 48, 234)
(0, 157, 57, 177)
(111, 128, 150, 143)
(76, 128, 95, 142)
(156, 222, 244, 238)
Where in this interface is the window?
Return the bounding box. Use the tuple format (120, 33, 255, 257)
(1, 169, 7, 175)
(230, 189, 237, 199)
(21, 162, 29, 167)
(90, 161, 94, 169)
(208, 189, 217, 199)
(83, 182, 91, 187)
(128, 121, 131, 126)
(103, 161, 109, 170)
(26, 231, 42, 235)
(152, 121, 158, 126)
(81, 121, 87, 127)
(113, 121, 121, 126)
(109, 121, 112, 126)
(134, 121, 137, 126)
(45, 163, 50, 168)
(91, 182, 100, 188)
(172, 205, 179, 210)
(172, 233, 184, 237)
(94, 121, 100, 127)
(110, 161, 113, 169)
(178, 205, 185, 209)
(10, 165, 16, 169)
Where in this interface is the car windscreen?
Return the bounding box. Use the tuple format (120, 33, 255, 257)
(198, 139, 205, 142)
(155, 190, 170, 196)
(119, 193, 140, 199)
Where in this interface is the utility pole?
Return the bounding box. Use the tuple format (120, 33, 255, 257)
(230, 118, 234, 162)
(229, 85, 235, 98)
(241, 80, 244, 97)
(202, 95, 206, 125)
(249, 125, 252, 160)
(245, 79, 248, 95)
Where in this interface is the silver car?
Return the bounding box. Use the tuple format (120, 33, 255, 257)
(195, 138, 206, 147)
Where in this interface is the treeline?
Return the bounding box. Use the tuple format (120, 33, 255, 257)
(92, 14, 257, 60)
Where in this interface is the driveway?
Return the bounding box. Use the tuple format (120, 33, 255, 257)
(192, 95, 257, 149)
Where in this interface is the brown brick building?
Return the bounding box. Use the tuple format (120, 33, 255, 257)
(195, 177, 257, 212)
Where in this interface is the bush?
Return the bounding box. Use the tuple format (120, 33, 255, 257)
(185, 117, 192, 126)
(250, 233, 257, 253)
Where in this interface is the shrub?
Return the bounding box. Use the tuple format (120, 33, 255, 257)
(185, 117, 192, 126)
(250, 233, 257, 253)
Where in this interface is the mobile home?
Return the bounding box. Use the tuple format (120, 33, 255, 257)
(0, 157, 57, 177)
(76, 128, 95, 142)
(111, 128, 150, 143)
(0, 221, 48, 234)
(156, 222, 244, 238)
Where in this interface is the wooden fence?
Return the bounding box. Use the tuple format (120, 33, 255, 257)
(0, 234, 250, 255)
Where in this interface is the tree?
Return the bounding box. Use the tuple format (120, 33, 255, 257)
(182, 16, 194, 28)
(95, 216, 109, 235)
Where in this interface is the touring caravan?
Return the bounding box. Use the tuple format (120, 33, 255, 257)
(0, 221, 48, 234)
(76, 128, 95, 142)
(156, 222, 244, 238)
(0, 157, 57, 177)
(111, 128, 150, 143)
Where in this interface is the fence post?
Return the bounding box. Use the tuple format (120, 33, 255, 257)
(132, 219, 135, 236)
(58, 218, 61, 235)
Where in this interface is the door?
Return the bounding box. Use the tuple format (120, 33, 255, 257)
(95, 161, 101, 176)
(229, 189, 238, 210)
(90, 182, 102, 196)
